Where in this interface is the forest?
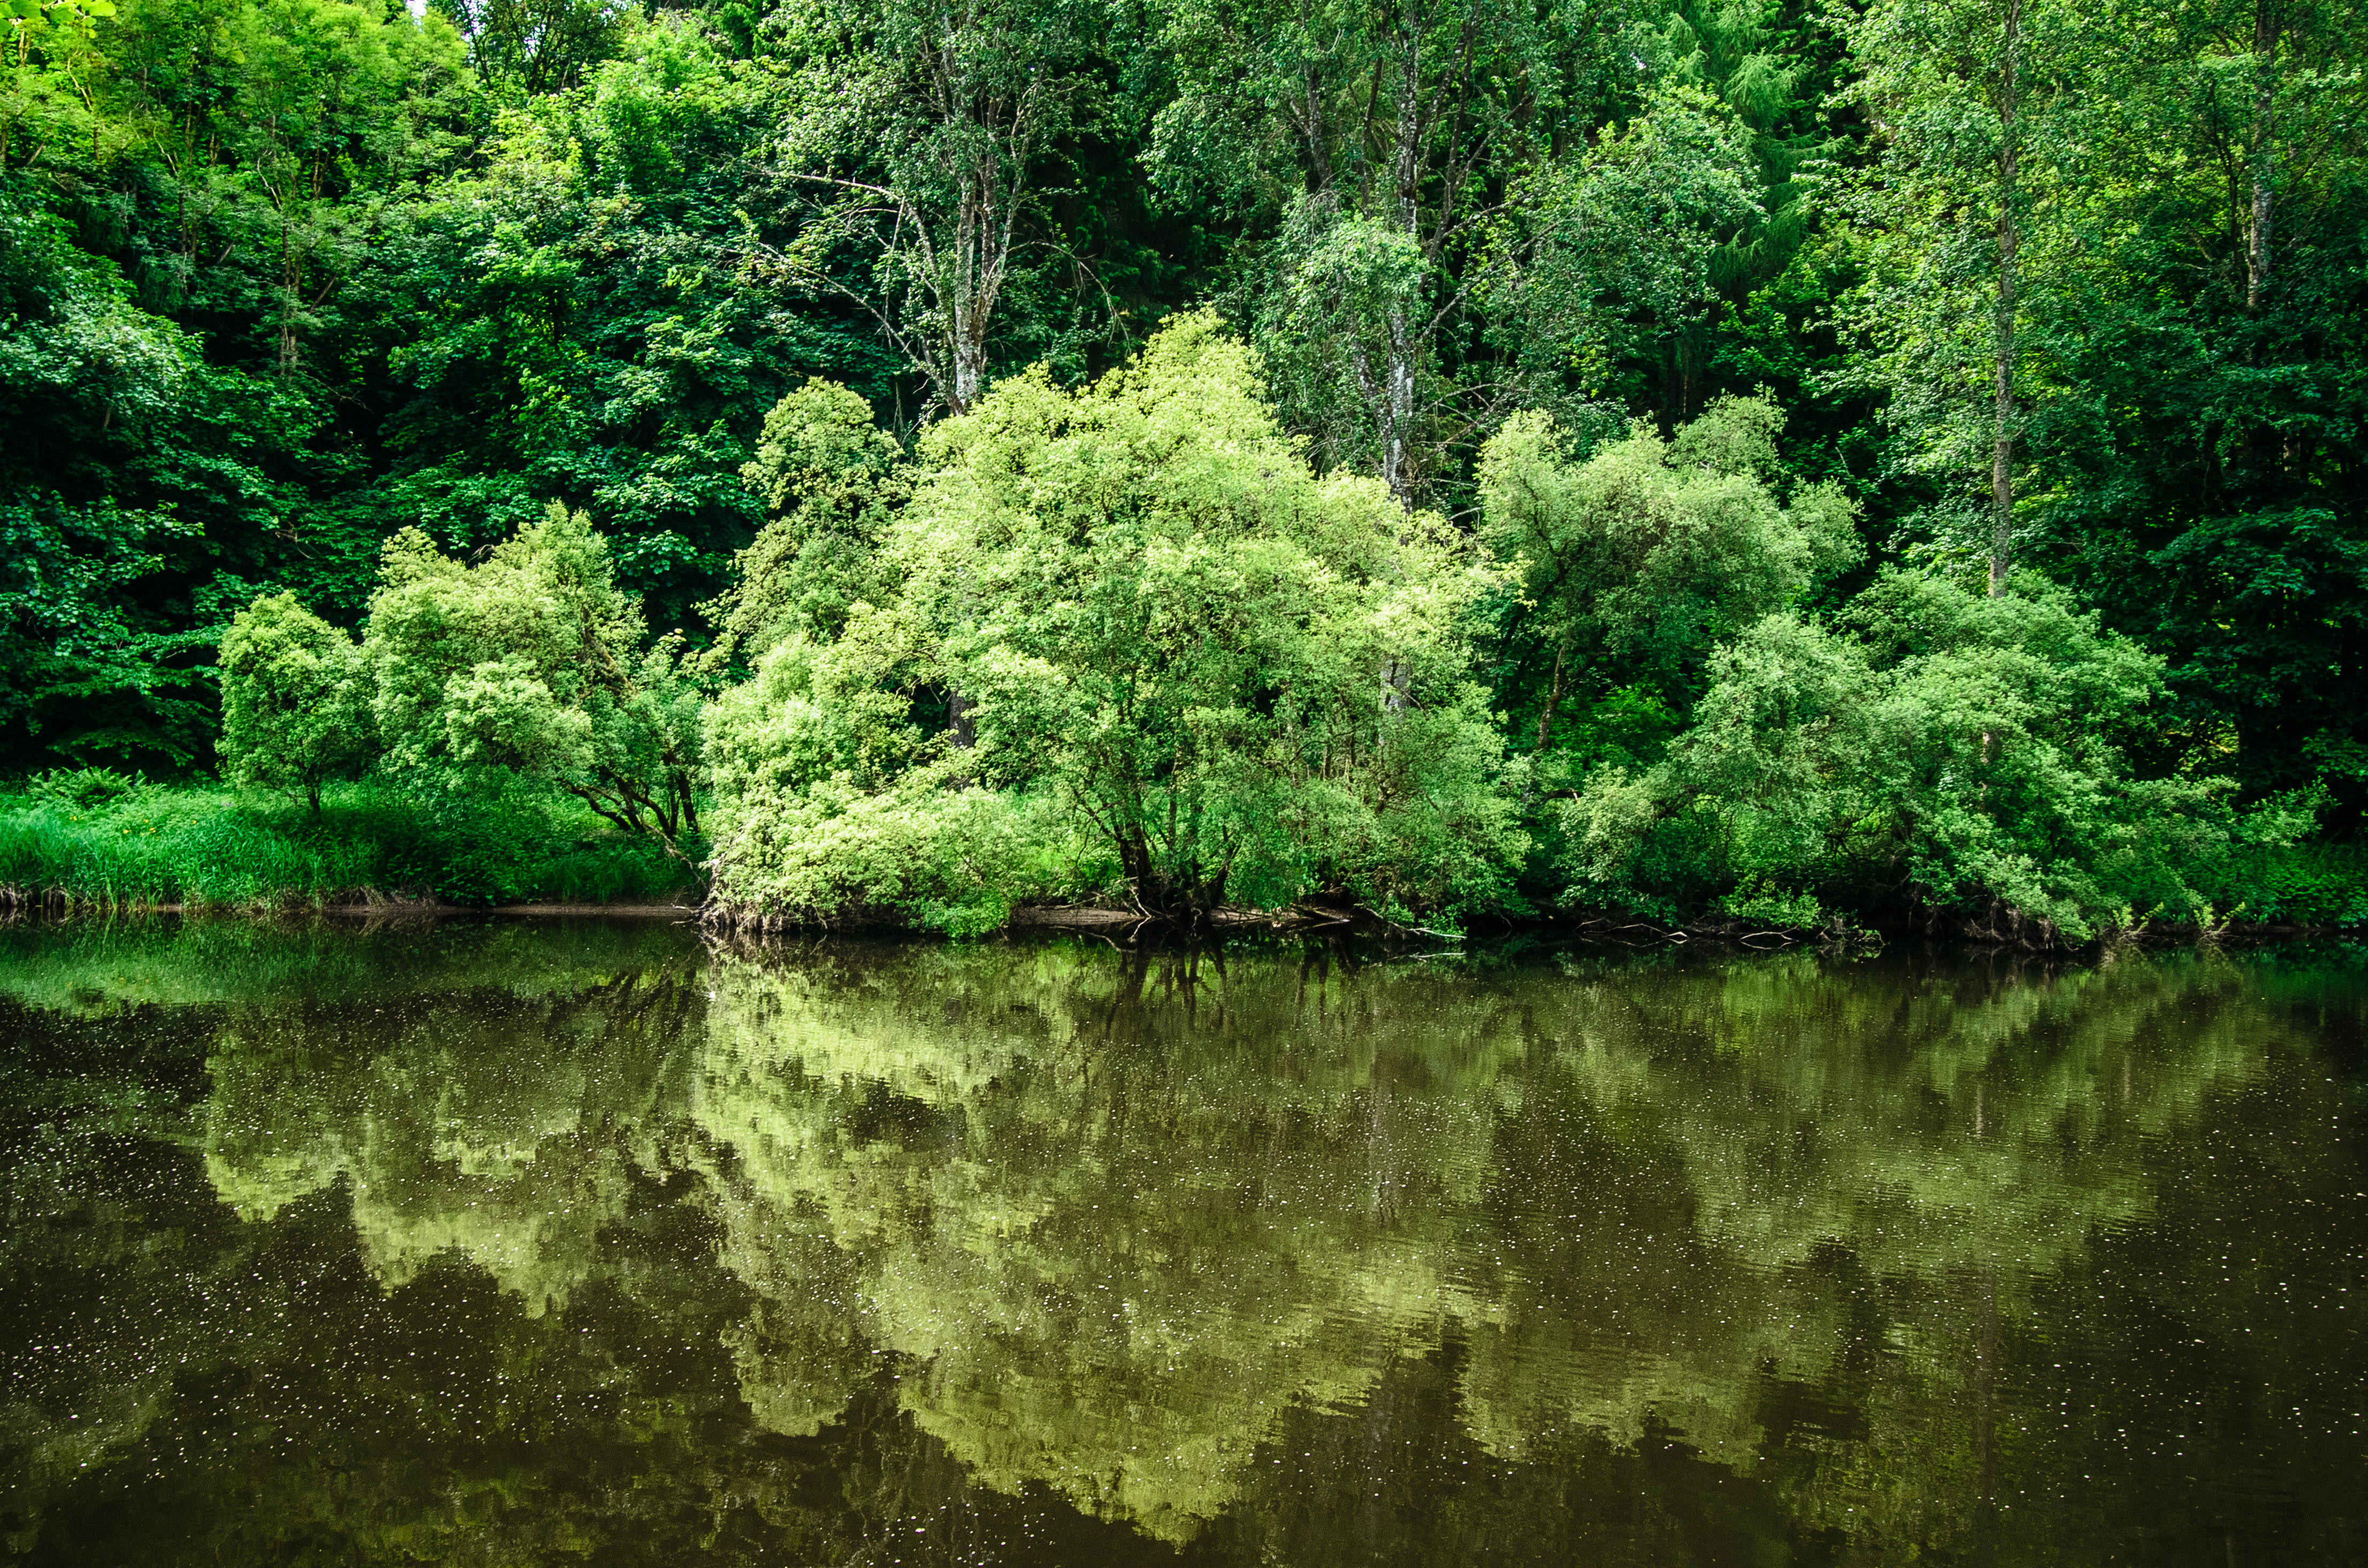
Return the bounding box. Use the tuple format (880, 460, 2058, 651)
(1, 0, 2363, 936)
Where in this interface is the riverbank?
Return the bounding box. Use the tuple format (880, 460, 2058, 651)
(6, 776, 2364, 946)
(0, 777, 691, 912)
(2, 885, 2353, 955)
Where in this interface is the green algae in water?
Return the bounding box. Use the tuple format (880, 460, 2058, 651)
(3, 922, 2364, 1563)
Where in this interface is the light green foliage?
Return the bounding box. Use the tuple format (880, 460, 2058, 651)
(1480, 393, 1859, 741)
(703, 627, 1096, 933)
(362, 503, 707, 852)
(914, 315, 1524, 918)
(1561, 571, 2305, 937)
(707, 314, 1530, 926)
(217, 593, 369, 813)
(0, 777, 687, 907)
(718, 378, 906, 655)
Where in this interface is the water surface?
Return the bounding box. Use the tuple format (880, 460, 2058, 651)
(2, 919, 2363, 1564)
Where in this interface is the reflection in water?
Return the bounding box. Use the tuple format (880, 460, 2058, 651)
(1, 920, 2363, 1564)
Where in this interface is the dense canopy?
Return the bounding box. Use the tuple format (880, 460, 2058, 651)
(3, 0, 2363, 930)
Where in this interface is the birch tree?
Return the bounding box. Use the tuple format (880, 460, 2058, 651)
(770, 0, 1100, 415)
(1152, 0, 1652, 504)
(1844, 0, 2077, 595)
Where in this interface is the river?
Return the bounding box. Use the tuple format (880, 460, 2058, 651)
(2, 918, 2362, 1564)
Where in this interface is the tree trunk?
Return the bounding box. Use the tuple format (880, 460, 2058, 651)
(1534, 645, 1568, 752)
(947, 177, 985, 413)
(951, 347, 983, 413)
(2246, 0, 2278, 312)
(279, 218, 300, 380)
(1987, 0, 2023, 600)
(1383, 304, 1414, 504)
(1381, 29, 1424, 507)
(948, 190, 986, 414)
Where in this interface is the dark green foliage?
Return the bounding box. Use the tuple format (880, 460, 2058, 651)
(2233, 843, 2368, 928)
(432, 0, 632, 93)
(3, 0, 2363, 928)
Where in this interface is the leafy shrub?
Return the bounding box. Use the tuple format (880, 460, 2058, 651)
(2207, 840, 2368, 928)
(1559, 571, 2314, 941)
(1481, 397, 1860, 699)
(214, 506, 709, 856)
(362, 505, 710, 854)
(216, 593, 371, 813)
(708, 770, 1102, 935)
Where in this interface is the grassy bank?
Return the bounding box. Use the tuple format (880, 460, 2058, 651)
(0, 774, 693, 910)
(4, 770, 2361, 940)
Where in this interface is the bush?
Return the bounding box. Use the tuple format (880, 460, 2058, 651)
(216, 594, 371, 813)
(709, 774, 1104, 936)
(1558, 571, 2320, 941)
(2206, 840, 2368, 928)
(361, 505, 709, 855)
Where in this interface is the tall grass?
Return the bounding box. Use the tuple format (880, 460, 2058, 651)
(0, 779, 695, 910)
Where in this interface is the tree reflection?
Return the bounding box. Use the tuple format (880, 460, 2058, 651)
(2, 925, 2359, 1562)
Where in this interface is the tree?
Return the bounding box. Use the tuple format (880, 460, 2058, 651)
(919, 314, 1527, 919)
(216, 590, 369, 812)
(704, 314, 1527, 926)
(0, 0, 476, 771)
(1477, 392, 1859, 755)
(361, 502, 708, 854)
(96, 0, 475, 378)
(0, 495, 219, 771)
(368, 13, 812, 634)
(715, 376, 907, 657)
(1486, 86, 1760, 427)
(1152, 0, 1666, 502)
(1986, 0, 2368, 812)
(768, 0, 1104, 415)
(430, 0, 630, 94)
(1559, 571, 2306, 936)
(1843, 0, 2079, 595)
